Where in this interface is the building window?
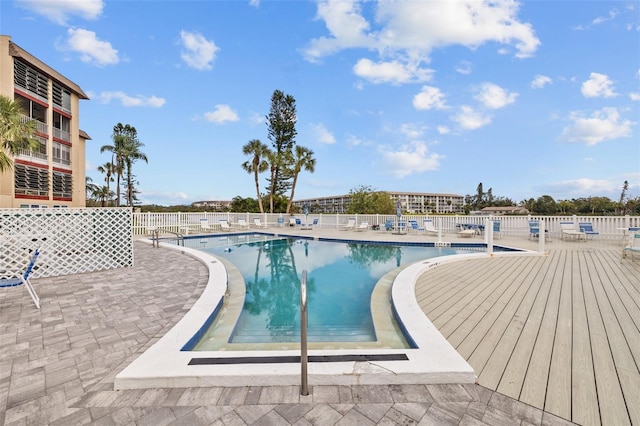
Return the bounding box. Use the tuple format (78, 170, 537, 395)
(14, 164, 49, 197)
(52, 142, 71, 166)
(52, 83, 71, 113)
(52, 171, 72, 198)
(14, 60, 48, 102)
(15, 93, 48, 135)
(53, 112, 71, 142)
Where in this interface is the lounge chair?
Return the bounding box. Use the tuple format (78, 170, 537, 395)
(622, 232, 640, 262)
(310, 218, 319, 228)
(289, 217, 297, 227)
(560, 221, 586, 240)
(408, 220, 424, 233)
(354, 221, 369, 232)
(492, 221, 502, 239)
(0, 249, 41, 308)
(339, 218, 356, 231)
(235, 219, 250, 230)
(219, 219, 232, 232)
(200, 218, 219, 232)
(458, 228, 476, 238)
(253, 218, 268, 228)
(423, 220, 439, 236)
(579, 222, 599, 239)
(277, 217, 285, 227)
(529, 220, 551, 241)
(384, 219, 394, 231)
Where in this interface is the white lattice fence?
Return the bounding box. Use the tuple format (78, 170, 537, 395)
(1, 208, 133, 279)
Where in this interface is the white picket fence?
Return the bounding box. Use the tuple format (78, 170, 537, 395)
(1, 207, 133, 279)
(2, 208, 636, 281)
(132, 211, 639, 240)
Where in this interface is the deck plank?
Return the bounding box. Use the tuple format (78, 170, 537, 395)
(544, 251, 575, 420)
(519, 250, 566, 410)
(414, 246, 640, 425)
(466, 257, 539, 377)
(572, 251, 600, 426)
(496, 253, 559, 400)
(473, 257, 544, 389)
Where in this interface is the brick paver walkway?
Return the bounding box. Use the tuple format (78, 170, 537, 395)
(0, 241, 577, 425)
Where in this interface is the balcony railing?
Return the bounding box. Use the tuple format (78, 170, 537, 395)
(52, 156, 71, 167)
(17, 148, 48, 163)
(53, 127, 70, 142)
(20, 114, 48, 134)
(15, 188, 49, 197)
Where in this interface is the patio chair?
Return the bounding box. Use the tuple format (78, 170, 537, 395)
(384, 219, 394, 231)
(458, 228, 476, 238)
(423, 220, 439, 236)
(354, 221, 369, 232)
(219, 219, 232, 231)
(235, 219, 250, 230)
(578, 222, 599, 239)
(0, 249, 41, 308)
(339, 217, 356, 231)
(560, 221, 586, 240)
(492, 221, 502, 239)
(289, 217, 297, 227)
(408, 220, 424, 233)
(253, 218, 268, 228)
(199, 218, 219, 232)
(310, 218, 319, 228)
(622, 232, 640, 262)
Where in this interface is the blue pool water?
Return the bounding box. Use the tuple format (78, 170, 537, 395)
(180, 234, 476, 345)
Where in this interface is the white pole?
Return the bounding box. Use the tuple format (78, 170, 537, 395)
(539, 219, 546, 253)
(487, 220, 494, 255)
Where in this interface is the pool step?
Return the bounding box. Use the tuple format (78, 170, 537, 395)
(232, 324, 375, 343)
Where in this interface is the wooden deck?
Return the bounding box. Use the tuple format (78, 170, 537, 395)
(415, 248, 640, 426)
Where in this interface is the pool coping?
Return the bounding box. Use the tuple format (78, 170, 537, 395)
(114, 237, 541, 389)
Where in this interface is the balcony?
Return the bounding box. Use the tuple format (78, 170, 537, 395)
(17, 148, 48, 164)
(20, 114, 48, 135)
(52, 156, 71, 168)
(53, 127, 70, 142)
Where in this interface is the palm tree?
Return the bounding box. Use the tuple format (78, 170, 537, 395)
(121, 139, 147, 207)
(91, 185, 114, 207)
(100, 123, 147, 207)
(97, 161, 115, 206)
(241, 139, 270, 213)
(286, 145, 316, 214)
(0, 95, 39, 172)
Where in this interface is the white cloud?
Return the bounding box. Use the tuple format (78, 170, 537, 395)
(437, 126, 450, 135)
(592, 9, 618, 25)
(138, 190, 190, 206)
(413, 86, 447, 110)
(629, 92, 640, 101)
(474, 82, 518, 109)
(455, 60, 472, 75)
(379, 141, 443, 178)
(93, 91, 166, 107)
(452, 105, 492, 130)
(531, 74, 552, 89)
(353, 58, 433, 84)
(203, 104, 239, 123)
(304, 0, 540, 64)
(581, 72, 617, 98)
(60, 28, 119, 66)
(180, 30, 219, 70)
(311, 123, 336, 144)
(248, 112, 264, 125)
(561, 107, 634, 145)
(399, 123, 426, 139)
(249, 0, 260, 8)
(17, 0, 103, 25)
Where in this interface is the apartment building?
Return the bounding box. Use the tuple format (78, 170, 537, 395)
(293, 191, 464, 214)
(0, 35, 90, 208)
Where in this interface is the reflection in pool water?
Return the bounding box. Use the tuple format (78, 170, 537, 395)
(184, 235, 467, 346)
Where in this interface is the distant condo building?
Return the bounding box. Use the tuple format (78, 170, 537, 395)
(0, 35, 90, 208)
(293, 191, 464, 214)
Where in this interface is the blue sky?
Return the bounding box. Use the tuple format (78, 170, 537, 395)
(2, 0, 639, 206)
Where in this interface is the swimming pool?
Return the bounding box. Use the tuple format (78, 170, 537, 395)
(115, 232, 535, 389)
(178, 235, 482, 350)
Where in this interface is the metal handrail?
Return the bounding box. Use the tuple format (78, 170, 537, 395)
(300, 270, 309, 395)
(150, 228, 184, 248)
